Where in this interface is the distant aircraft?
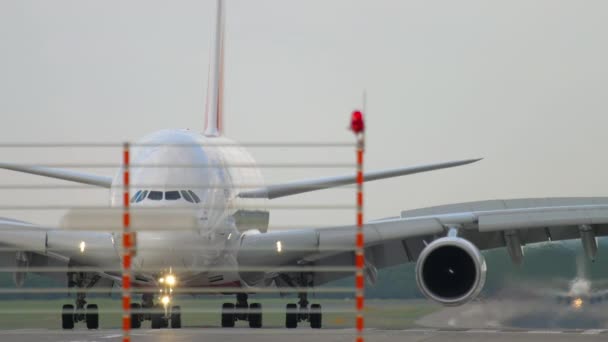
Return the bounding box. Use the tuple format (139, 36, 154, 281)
(2, 0, 608, 332)
(552, 256, 608, 309)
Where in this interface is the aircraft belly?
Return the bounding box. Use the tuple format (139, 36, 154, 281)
(132, 232, 218, 275)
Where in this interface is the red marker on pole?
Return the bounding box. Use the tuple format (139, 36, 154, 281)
(351, 110, 365, 342)
(350, 110, 365, 134)
(122, 143, 132, 342)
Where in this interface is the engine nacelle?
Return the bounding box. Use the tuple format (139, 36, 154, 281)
(415, 237, 486, 306)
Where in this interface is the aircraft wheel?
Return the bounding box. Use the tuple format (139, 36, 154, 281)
(310, 304, 322, 329)
(248, 303, 262, 328)
(85, 304, 99, 330)
(130, 303, 142, 329)
(171, 306, 182, 329)
(285, 303, 298, 328)
(62, 304, 74, 330)
(221, 303, 235, 328)
(151, 306, 164, 329)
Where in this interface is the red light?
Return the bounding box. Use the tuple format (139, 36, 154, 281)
(350, 110, 365, 134)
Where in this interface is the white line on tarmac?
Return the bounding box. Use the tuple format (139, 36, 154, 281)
(582, 329, 605, 335)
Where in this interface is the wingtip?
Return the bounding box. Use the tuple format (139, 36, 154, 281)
(462, 157, 483, 164)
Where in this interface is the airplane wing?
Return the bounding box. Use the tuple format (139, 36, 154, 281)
(237, 197, 608, 289)
(0, 163, 112, 188)
(237, 158, 482, 199)
(0, 217, 119, 287)
(0, 159, 479, 194)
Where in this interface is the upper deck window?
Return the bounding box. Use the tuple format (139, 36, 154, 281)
(148, 191, 163, 200)
(165, 191, 181, 200)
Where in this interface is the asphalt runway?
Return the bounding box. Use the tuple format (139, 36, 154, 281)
(2, 328, 608, 342)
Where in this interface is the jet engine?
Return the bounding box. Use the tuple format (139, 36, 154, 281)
(415, 237, 486, 306)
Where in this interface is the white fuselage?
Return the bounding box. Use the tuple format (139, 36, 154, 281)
(108, 129, 267, 288)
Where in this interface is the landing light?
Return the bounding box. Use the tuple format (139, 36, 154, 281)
(573, 297, 583, 310)
(79, 241, 86, 253)
(276, 241, 282, 253)
(166, 275, 176, 286)
(161, 295, 171, 305)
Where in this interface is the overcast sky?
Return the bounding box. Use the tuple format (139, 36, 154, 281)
(1, 0, 607, 227)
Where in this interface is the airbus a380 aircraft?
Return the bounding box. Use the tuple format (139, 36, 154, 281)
(2, 0, 608, 331)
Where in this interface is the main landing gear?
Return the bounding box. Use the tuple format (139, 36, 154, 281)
(285, 292, 322, 329)
(61, 272, 100, 330)
(219, 292, 322, 329)
(221, 293, 263, 328)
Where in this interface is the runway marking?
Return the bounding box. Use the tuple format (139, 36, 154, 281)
(466, 329, 499, 333)
(400, 329, 437, 333)
(527, 330, 563, 334)
(582, 329, 605, 335)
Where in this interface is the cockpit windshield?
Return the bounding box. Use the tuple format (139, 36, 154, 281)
(130, 190, 201, 203)
(165, 191, 180, 200)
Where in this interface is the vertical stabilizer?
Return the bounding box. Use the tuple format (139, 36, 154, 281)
(204, 0, 225, 137)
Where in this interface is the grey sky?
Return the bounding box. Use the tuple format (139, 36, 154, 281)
(0, 0, 607, 227)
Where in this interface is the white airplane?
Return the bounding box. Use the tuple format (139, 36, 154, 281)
(2, 0, 608, 331)
(543, 255, 608, 309)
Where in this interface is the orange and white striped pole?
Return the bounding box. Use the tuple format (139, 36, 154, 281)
(122, 143, 133, 342)
(350, 110, 365, 342)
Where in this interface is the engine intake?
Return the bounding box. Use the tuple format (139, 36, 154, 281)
(415, 237, 486, 306)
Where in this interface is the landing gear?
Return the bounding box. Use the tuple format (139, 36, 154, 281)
(62, 304, 74, 330)
(130, 303, 142, 329)
(149, 273, 180, 329)
(151, 306, 168, 329)
(85, 304, 99, 330)
(61, 272, 100, 330)
(220, 294, 263, 328)
(171, 306, 182, 329)
(60, 298, 100, 330)
(221, 303, 235, 328)
(284, 292, 322, 328)
(249, 303, 262, 328)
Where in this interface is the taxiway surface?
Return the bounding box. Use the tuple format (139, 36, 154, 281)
(2, 328, 608, 342)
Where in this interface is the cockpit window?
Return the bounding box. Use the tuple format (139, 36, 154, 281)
(148, 191, 163, 200)
(181, 190, 194, 203)
(188, 190, 201, 203)
(137, 190, 148, 202)
(165, 191, 181, 200)
(130, 190, 142, 203)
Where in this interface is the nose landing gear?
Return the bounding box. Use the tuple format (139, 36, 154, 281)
(150, 274, 181, 329)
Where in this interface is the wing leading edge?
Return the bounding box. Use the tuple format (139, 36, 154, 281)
(0, 163, 112, 188)
(237, 158, 482, 199)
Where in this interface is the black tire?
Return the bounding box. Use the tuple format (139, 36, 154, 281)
(171, 306, 181, 329)
(236, 302, 248, 321)
(151, 306, 164, 329)
(62, 304, 74, 330)
(151, 313, 163, 329)
(285, 303, 297, 328)
(86, 304, 99, 330)
(221, 303, 235, 328)
(310, 304, 322, 329)
(130, 303, 141, 329)
(248, 303, 262, 328)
